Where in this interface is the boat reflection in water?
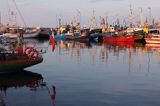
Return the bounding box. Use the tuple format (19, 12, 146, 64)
(0, 70, 43, 106)
(101, 41, 160, 72)
(103, 41, 136, 47)
(0, 70, 43, 92)
(145, 43, 160, 51)
(54, 40, 160, 73)
(0, 70, 56, 106)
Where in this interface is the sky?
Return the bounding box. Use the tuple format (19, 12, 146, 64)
(0, 0, 160, 27)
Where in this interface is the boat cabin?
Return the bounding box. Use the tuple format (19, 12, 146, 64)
(148, 29, 159, 34)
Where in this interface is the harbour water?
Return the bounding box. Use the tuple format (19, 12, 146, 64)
(1, 39, 160, 106)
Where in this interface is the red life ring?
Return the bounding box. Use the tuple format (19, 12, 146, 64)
(24, 47, 34, 55)
(28, 48, 39, 60)
(24, 47, 39, 60)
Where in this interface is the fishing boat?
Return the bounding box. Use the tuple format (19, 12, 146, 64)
(0, 46, 43, 73)
(89, 28, 102, 41)
(3, 27, 40, 39)
(66, 30, 90, 41)
(103, 32, 135, 42)
(145, 34, 160, 44)
(53, 34, 66, 41)
(132, 29, 145, 42)
(145, 29, 160, 44)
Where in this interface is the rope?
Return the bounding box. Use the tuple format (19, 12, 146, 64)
(12, 0, 27, 27)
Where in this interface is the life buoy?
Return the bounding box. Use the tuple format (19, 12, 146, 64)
(24, 47, 34, 55)
(24, 47, 39, 60)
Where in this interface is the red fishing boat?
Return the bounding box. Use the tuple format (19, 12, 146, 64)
(103, 32, 135, 42)
(103, 33, 135, 42)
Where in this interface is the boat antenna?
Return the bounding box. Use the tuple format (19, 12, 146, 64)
(12, 0, 27, 27)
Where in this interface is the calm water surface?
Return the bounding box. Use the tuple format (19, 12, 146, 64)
(1, 39, 160, 106)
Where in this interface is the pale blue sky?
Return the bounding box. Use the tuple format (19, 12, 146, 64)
(0, 0, 160, 27)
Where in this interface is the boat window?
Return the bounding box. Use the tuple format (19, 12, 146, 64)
(149, 30, 159, 34)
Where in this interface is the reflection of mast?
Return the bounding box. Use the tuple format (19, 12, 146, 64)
(128, 48, 132, 73)
(0, 94, 5, 106)
(147, 53, 150, 72)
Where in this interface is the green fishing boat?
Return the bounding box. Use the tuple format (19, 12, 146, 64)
(0, 47, 43, 73)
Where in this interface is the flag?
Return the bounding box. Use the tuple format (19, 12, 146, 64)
(50, 32, 55, 52)
(49, 32, 54, 43)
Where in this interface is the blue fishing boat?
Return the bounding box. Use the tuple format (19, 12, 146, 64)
(89, 33, 101, 41)
(54, 34, 66, 41)
(49, 31, 66, 41)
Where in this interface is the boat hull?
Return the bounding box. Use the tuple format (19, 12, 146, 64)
(3, 31, 40, 39)
(145, 38, 160, 44)
(89, 33, 101, 40)
(0, 57, 43, 73)
(54, 34, 66, 41)
(23, 31, 40, 38)
(66, 35, 90, 42)
(103, 35, 135, 42)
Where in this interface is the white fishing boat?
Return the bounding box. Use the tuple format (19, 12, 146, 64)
(3, 28, 40, 39)
(1, 0, 40, 39)
(145, 29, 160, 44)
(23, 28, 40, 38)
(145, 34, 160, 44)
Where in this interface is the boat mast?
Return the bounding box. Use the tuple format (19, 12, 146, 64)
(90, 10, 97, 30)
(123, 18, 127, 27)
(12, 0, 27, 27)
(148, 7, 152, 26)
(77, 10, 81, 29)
(106, 16, 108, 28)
(140, 8, 143, 27)
(129, 4, 133, 28)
